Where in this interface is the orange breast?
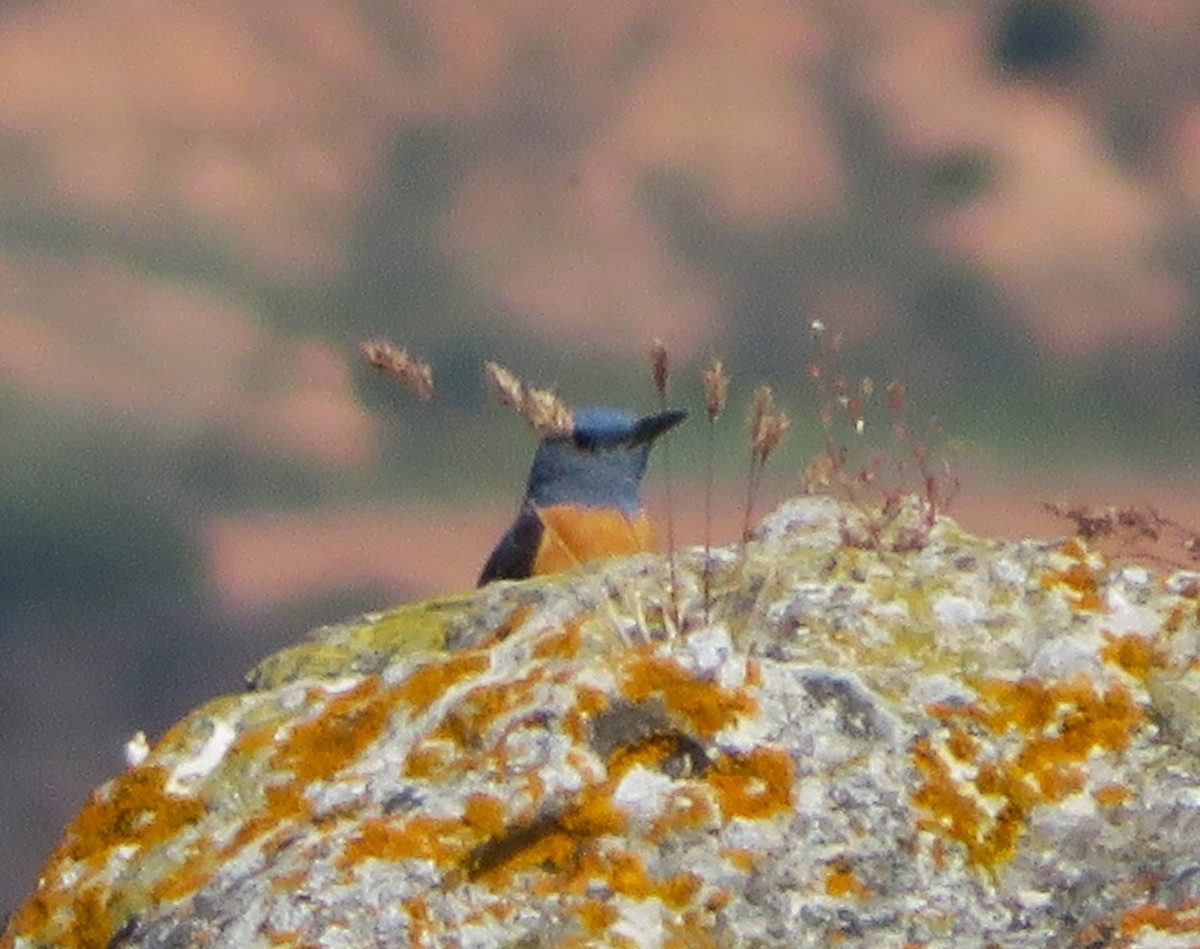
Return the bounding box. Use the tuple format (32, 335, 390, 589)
(530, 504, 656, 577)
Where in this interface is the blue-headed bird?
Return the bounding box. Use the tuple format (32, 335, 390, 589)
(478, 406, 687, 585)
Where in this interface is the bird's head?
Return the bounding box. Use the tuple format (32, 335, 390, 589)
(524, 406, 686, 512)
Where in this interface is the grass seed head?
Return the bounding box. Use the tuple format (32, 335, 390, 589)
(703, 357, 729, 423)
(757, 410, 791, 464)
(484, 361, 574, 438)
(749, 385, 775, 448)
(749, 386, 790, 464)
(484, 361, 525, 411)
(361, 339, 435, 401)
(651, 338, 670, 400)
(524, 386, 574, 438)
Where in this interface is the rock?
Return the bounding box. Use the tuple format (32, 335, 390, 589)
(5, 496, 1200, 947)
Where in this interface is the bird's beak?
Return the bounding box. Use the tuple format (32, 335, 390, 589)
(631, 408, 687, 445)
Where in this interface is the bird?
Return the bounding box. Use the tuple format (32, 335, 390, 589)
(479, 406, 687, 585)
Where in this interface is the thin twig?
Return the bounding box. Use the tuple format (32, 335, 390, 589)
(650, 339, 680, 634)
(701, 356, 729, 622)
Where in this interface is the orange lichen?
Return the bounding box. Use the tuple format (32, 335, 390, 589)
(661, 871, 703, 909)
(825, 859, 871, 899)
(1034, 762, 1086, 802)
(722, 848, 758, 872)
(915, 676, 1143, 870)
(1093, 783, 1133, 807)
(340, 814, 467, 869)
(1101, 632, 1166, 681)
(911, 736, 987, 860)
(562, 685, 610, 744)
(150, 850, 217, 902)
(465, 728, 721, 924)
(394, 652, 490, 711)
(559, 784, 629, 839)
(561, 708, 590, 745)
(3, 889, 51, 944)
(533, 619, 583, 660)
(575, 685, 609, 717)
(577, 846, 655, 898)
(1040, 543, 1106, 612)
(607, 733, 692, 778)
(464, 793, 507, 837)
(2, 759, 211, 940)
(465, 783, 629, 886)
(67, 885, 113, 949)
(620, 652, 757, 737)
(401, 896, 431, 945)
(231, 722, 278, 757)
(155, 716, 197, 751)
(60, 764, 206, 862)
(477, 826, 577, 885)
(945, 725, 979, 763)
(707, 747, 794, 820)
(651, 787, 717, 837)
(223, 782, 311, 857)
(971, 678, 1141, 752)
(1117, 901, 1200, 936)
(564, 847, 704, 921)
(1163, 602, 1187, 635)
(403, 740, 456, 779)
(274, 677, 393, 783)
(578, 898, 618, 932)
(474, 603, 533, 649)
(270, 868, 309, 892)
(666, 912, 721, 949)
(435, 673, 540, 746)
(4, 881, 119, 949)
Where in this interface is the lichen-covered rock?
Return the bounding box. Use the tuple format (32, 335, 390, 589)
(6, 497, 1200, 948)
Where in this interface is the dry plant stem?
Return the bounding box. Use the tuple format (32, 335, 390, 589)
(650, 339, 680, 635)
(703, 420, 716, 621)
(743, 386, 788, 542)
(551, 525, 642, 648)
(743, 454, 764, 543)
(804, 319, 959, 549)
(660, 439, 680, 632)
(701, 357, 729, 622)
(744, 386, 771, 542)
(1043, 502, 1200, 571)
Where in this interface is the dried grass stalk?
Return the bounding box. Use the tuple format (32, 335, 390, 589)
(484, 361, 574, 438)
(651, 339, 670, 402)
(703, 357, 729, 423)
(361, 339, 435, 401)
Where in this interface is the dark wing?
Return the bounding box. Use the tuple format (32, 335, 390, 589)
(478, 504, 544, 586)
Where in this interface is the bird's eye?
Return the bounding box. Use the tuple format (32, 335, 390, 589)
(573, 430, 600, 451)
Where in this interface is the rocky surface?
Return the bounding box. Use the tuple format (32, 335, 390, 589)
(6, 496, 1200, 947)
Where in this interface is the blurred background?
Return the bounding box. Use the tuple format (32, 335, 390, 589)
(4, 0, 1200, 914)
